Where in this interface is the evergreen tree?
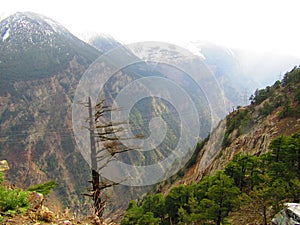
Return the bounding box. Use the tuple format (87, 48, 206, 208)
(141, 193, 165, 220)
(121, 201, 144, 225)
(137, 212, 160, 225)
(200, 171, 240, 225)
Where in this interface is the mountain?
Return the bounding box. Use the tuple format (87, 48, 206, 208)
(186, 42, 258, 98)
(0, 12, 99, 90)
(185, 41, 299, 105)
(121, 67, 300, 225)
(88, 34, 122, 52)
(1, 11, 299, 218)
(157, 66, 300, 193)
(0, 12, 101, 210)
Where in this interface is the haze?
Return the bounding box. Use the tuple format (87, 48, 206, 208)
(1, 0, 300, 58)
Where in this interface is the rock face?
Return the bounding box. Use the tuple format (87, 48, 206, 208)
(0, 12, 100, 209)
(163, 67, 300, 191)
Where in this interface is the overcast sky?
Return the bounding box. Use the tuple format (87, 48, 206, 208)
(1, 0, 300, 58)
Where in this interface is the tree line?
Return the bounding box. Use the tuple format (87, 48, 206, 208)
(122, 130, 300, 225)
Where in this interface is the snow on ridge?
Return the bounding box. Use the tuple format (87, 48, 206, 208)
(44, 18, 58, 33)
(225, 47, 235, 57)
(7, 12, 68, 35)
(2, 28, 10, 41)
(184, 42, 206, 59)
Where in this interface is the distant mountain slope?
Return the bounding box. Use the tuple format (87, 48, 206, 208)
(88, 34, 122, 52)
(186, 42, 299, 106)
(0, 12, 101, 210)
(0, 12, 99, 84)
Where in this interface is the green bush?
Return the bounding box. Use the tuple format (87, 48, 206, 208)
(27, 180, 58, 196)
(0, 171, 30, 215)
(279, 100, 293, 119)
(259, 102, 274, 116)
(222, 109, 252, 148)
(294, 88, 300, 105)
(0, 172, 4, 185)
(0, 186, 30, 214)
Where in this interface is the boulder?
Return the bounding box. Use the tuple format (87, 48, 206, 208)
(272, 203, 300, 224)
(0, 160, 9, 171)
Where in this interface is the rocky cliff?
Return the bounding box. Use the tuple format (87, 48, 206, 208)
(159, 66, 300, 193)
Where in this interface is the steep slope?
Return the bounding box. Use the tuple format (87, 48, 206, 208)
(0, 12, 101, 210)
(192, 42, 258, 106)
(0, 12, 99, 90)
(158, 66, 300, 192)
(207, 66, 300, 173)
(88, 34, 122, 52)
(186, 42, 299, 106)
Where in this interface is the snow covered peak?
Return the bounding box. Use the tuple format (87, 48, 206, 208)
(0, 11, 100, 82)
(6, 12, 68, 33)
(0, 11, 73, 44)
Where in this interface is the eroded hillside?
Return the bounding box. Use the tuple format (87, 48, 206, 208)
(158, 66, 300, 192)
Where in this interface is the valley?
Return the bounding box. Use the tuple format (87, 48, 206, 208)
(0, 11, 299, 225)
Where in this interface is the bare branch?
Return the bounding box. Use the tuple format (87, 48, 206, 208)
(84, 98, 138, 220)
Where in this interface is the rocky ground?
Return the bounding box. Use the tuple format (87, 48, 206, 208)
(0, 179, 115, 225)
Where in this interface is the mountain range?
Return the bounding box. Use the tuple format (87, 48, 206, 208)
(0, 11, 299, 214)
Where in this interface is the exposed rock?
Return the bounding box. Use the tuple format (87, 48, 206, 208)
(272, 203, 300, 224)
(28, 191, 44, 211)
(59, 220, 72, 225)
(169, 72, 300, 190)
(36, 206, 55, 222)
(0, 160, 9, 171)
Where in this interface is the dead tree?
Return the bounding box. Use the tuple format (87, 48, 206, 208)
(85, 97, 138, 220)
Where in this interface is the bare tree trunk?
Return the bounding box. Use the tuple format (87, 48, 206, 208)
(88, 97, 105, 218)
(85, 98, 137, 221)
(263, 205, 267, 225)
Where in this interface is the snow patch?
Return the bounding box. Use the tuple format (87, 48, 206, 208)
(2, 28, 10, 41)
(44, 18, 58, 32)
(225, 47, 235, 57)
(184, 42, 206, 59)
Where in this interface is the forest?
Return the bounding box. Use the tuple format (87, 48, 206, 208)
(122, 130, 300, 225)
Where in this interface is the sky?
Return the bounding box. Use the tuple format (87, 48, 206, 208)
(1, 0, 300, 58)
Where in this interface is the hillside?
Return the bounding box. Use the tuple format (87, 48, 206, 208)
(179, 66, 300, 185)
(154, 66, 300, 192)
(1, 11, 299, 221)
(121, 66, 300, 224)
(0, 12, 101, 210)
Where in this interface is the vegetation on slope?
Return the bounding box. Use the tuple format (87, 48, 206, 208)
(27, 180, 58, 196)
(122, 130, 300, 224)
(122, 66, 300, 224)
(0, 171, 30, 220)
(0, 171, 104, 224)
(222, 66, 300, 149)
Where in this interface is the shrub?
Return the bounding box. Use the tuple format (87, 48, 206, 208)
(259, 102, 274, 116)
(27, 180, 58, 196)
(0, 186, 30, 214)
(0, 172, 4, 185)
